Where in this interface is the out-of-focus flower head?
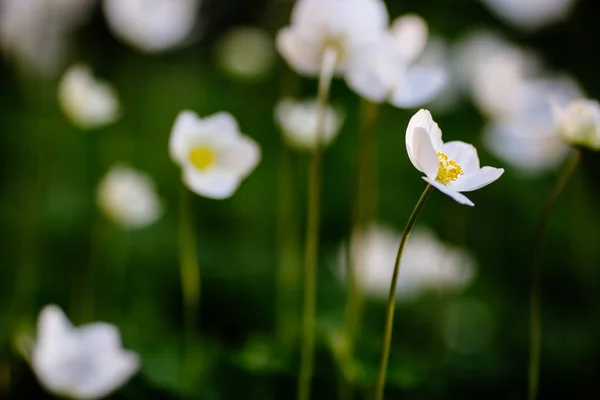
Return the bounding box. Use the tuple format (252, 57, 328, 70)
(31, 305, 139, 400)
(97, 164, 163, 230)
(553, 99, 600, 150)
(169, 110, 261, 199)
(216, 26, 275, 82)
(337, 225, 476, 301)
(480, 0, 577, 31)
(103, 0, 200, 53)
(274, 98, 344, 151)
(0, 0, 95, 75)
(406, 109, 504, 206)
(276, 0, 389, 76)
(345, 14, 448, 108)
(58, 64, 120, 129)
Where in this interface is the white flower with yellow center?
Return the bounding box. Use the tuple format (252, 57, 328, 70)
(274, 98, 344, 151)
(31, 305, 139, 400)
(58, 64, 120, 129)
(345, 14, 447, 108)
(169, 110, 260, 199)
(276, 0, 389, 76)
(553, 99, 600, 151)
(406, 109, 504, 206)
(97, 164, 163, 230)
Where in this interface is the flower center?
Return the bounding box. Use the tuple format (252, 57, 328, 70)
(435, 152, 463, 184)
(189, 146, 216, 171)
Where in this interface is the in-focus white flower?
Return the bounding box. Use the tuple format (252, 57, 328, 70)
(97, 164, 163, 230)
(0, 0, 95, 75)
(337, 225, 476, 301)
(553, 99, 600, 150)
(345, 14, 447, 108)
(103, 0, 200, 53)
(276, 0, 389, 76)
(31, 305, 139, 400)
(274, 98, 344, 151)
(169, 110, 261, 199)
(480, 0, 576, 30)
(406, 109, 504, 206)
(216, 26, 275, 81)
(58, 64, 120, 129)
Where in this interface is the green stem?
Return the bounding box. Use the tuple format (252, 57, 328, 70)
(375, 184, 433, 400)
(528, 148, 580, 400)
(297, 48, 337, 400)
(179, 185, 201, 384)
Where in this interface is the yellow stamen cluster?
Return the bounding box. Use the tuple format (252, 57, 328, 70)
(435, 152, 463, 184)
(189, 146, 216, 171)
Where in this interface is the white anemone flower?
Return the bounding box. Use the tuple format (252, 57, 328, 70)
(337, 225, 476, 301)
(480, 0, 576, 31)
(276, 0, 389, 76)
(274, 98, 344, 151)
(553, 99, 600, 150)
(31, 305, 139, 400)
(169, 110, 261, 199)
(216, 26, 275, 81)
(97, 164, 163, 230)
(406, 109, 504, 206)
(58, 64, 120, 129)
(103, 0, 200, 53)
(345, 15, 447, 108)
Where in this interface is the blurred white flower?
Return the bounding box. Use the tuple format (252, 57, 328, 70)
(274, 98, 344, 151)
(406, 109, 504, 206)
(345, 14, 447, 108)
(553, 99, 600, 150)
(103, 0, 200, 53)
(58, 64, 120, 129)
(216, 26, 275, 81)
(169, 110, 261, 199)
(0, 0, 95, 75)
(97, 164, 163, 230)
(276, 0, 389, 76)
(31, 305, 139, 400)
(480, 0, 577, 30)
(337, 225, 476, 301)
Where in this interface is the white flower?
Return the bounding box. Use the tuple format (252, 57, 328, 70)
(274, 98, 344, 151)
(103, 0, 199, 53)
(58, 64, 120, 129)
(480, 0, 576, 30)
(169, 110, 260, 199)
(276, 0, 389, 76)
(31, 305, 139, 400)
(97, 164, 163, 230)
(345, 15, 447, 108)
(337, 225, 476, 301)
(406, 109, 504, 206)
(216, 26, 275, 81)
(553, 99, 600, 150)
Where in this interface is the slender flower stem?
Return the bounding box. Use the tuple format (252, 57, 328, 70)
(375, 184, 433, 400)
(297, 48, 338, 400)
(528, 148, 580, 400)
(179, 185, 200, 384)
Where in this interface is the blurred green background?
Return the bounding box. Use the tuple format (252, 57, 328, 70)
(1, 0, 600, 398)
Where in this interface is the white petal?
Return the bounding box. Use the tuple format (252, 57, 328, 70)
(202, 112, 240, 140)
(412, 127, 439, 180)
(276, 27, 321, 76)
(390, 14, 428, 63)
(219, 135, 261, 177)
(406, 109, 443, 169)
(169, 110, 201, 164)
(344, 59, 389, 103)
(451, 167, 504, 192)
(74, 349, 139, 399)
(441, 141, 480, 172)
(423, 177, 474, 206)
(390, 65, 448, 108)
(183, 167, 241, 199)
